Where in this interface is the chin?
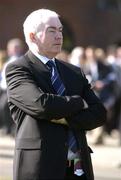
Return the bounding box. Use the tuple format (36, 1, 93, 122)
(53, 49, 61, 54)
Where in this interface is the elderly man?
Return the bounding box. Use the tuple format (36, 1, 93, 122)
(5, 9, 106, 180)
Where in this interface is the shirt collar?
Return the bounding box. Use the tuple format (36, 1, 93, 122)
(30, 49, 55, 64)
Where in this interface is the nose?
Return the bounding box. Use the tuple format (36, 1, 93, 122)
(56, 30, 63, 39)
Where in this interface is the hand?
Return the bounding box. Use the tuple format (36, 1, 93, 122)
(51, 118, 68, 126)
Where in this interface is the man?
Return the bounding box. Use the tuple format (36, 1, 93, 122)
(5, 9, 106, 180)
(0, 38, 24, 135)
(1, 38, 24, 90)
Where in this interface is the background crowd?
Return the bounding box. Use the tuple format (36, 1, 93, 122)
(0, 38, 121, 148)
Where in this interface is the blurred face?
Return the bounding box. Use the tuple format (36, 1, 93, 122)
(85, 48, 94, 59)
(7, 43, 23, 57)
(31, 16, 63, 58)
(116, 47, 121, 58)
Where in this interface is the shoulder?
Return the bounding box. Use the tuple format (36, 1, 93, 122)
(55, 58, 85, 76)
(5, 53, 33, 85)
(5, 53, 30, 73)
(56, 58, 80, 70)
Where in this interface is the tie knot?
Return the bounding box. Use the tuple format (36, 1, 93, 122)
(47, 60, 55, 69)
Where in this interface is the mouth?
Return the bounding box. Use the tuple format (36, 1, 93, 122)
(54, 44, 62, 46)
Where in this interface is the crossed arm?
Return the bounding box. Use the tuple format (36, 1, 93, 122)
(6, 63, 106, 131)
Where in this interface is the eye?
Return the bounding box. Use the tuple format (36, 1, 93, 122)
(50, 30, 54, 32)
(48, 28, 56, 33)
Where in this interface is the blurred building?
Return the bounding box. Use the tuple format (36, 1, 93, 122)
(0, 0, 121, 51)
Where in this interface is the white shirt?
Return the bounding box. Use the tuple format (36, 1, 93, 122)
(30, 49, 54, 64)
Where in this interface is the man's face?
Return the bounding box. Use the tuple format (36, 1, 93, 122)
(35, 17, 63, 58)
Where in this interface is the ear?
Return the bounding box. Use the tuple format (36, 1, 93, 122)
(29, 32, 37, 43)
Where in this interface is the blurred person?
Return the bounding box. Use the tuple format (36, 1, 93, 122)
(5, 9, 106, 180)
(84, 46, 116, 110)
(83, 46, 99, 84)
(84, 46, 116, 145)
(106, 44, 117, 65)
(114, 46, 121, 146)
(0, 50, 7, 77)
(0, 38, 25, 135)
(0, 50, 7, 129)
(109, 46, 121, 169)
(94, 48, 106, 64)
(69, 46, 84, 67)
(105, 46, 121, 145)
(1, 38, 24, 90)
(56, 49, 69, 62)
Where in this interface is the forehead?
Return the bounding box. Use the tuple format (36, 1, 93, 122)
(45, 16, 62, 28)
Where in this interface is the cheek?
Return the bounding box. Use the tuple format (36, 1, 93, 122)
(40, 37, 51, 49)
(43, 36, 52, 47)
(36, 31, 45, 44)
(40, 34, 46, 43)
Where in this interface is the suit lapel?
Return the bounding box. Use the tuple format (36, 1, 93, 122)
(25, 51, 55, 93)
(55, 59, 68, 94)
(25, 51, 70, 95)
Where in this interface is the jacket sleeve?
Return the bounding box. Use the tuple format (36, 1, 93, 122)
(66, 72, 107, 130)
(5, 63, 84, 121)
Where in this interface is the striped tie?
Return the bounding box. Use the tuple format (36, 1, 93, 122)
(47, 60, 65, 95)
(47, 60, 77, 153)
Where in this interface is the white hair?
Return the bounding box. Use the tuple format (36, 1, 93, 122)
(23, 9, 59, 47)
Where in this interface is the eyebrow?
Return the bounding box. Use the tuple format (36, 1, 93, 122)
(47, 26, 63, 30)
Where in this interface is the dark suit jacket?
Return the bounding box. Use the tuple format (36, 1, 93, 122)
(5, 51, 106, 180)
